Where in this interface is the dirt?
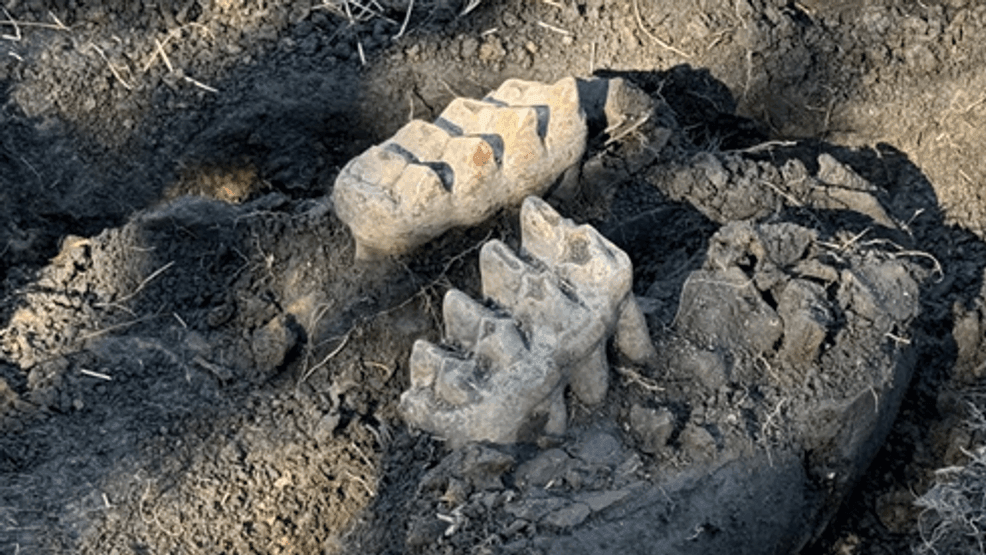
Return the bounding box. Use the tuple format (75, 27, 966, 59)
(2, 0, 986, 553)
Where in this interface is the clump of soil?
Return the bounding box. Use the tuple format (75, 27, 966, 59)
(3, 1, 986, 554)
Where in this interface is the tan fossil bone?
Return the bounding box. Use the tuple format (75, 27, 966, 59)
(399, 197, 656, 447)
(332, 78, 587, 260)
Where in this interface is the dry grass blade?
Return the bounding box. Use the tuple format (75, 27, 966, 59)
(615, 366, 664, 392)
(184, 75, 218, 94)
(47, 10, 69, 30)
(89, 43, 134, 90)
(78, 313, 159, 341)
(357, 39, 366, 65)
(631, 0, 691, 59)
(461, 0, 483, 17)
(115, 261, 175, 304)
(537, 20, 572, 36)
(393, 0, 413, 39)
(300, 330, 353, 384)
(604, 114, 650, 146)
(80, 368, 113, 381)
(1, 8, 70, 39)
(1, 8, 20, 41)
(146, 38, 174, 73)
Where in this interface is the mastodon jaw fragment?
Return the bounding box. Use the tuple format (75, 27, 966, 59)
(399, 197, 657, 447)
(332, 78, 587, 261)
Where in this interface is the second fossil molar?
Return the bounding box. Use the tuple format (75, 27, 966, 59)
(400, 197, 656, 447)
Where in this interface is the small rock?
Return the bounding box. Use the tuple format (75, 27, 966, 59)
(576, 489, 632, 513)
(479, 37, 506, 62)
(442, 478, 470, 506)
(313, 412, 339, 441)
(501, 539, 531, 554)
(505, 496, 570, 521)
(543, 502, 590, 528)
(575, 431, 623, 467)
(516, 448, 572, 488)
(0, 378, 18, 414)
(681, 423, 717, 462)
(614, 453, 642, 485)
(460, 444, 515, 490)
(406, 517, 449, 548)
(273, 473, 292, 489)
(876, 489, 920, 534)
(629, 404, 674, 454)
(461, 36, 479, 59)
(251, 316, 296, 372)
(777, 279, 832, 369)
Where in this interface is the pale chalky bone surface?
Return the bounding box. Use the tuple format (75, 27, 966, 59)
(400, 197, 656, 447)
(332, 78, 587, 260)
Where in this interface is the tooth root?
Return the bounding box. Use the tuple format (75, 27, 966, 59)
(616, 297, 659, 365)
(570, 344, 608, 405)
(545, 389, 568, 436)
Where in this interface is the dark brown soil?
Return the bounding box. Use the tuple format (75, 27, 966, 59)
(2, 1, 986, 553)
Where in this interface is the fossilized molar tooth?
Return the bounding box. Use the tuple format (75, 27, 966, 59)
(399, 197, 656, 447)
(401, 291, 567, 447)
(332, 78, 587, 261)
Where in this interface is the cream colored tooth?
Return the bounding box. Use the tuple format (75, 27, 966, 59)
(441, 136, 500, 212)
(489, 77, 585, 163)
(442, 289, 487, 350)
(386, 119, 452, 162)
(440, 98, 545, 186)
(437, 97, 500, 135)
(399, 196, 656, 446)
(479, 240, 528, 305)
(333, 78, 588, 261)
(345, 145, 408, 189)
(541, 77, 587, 167)
(389, 163, 450, 219)
(490, 105, 547, 186)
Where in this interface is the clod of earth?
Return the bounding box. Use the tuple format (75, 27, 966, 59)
(400, 196, 654, 447)
(332, 77, 587, 260)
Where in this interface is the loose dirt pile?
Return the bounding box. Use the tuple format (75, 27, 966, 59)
(2, 1, 986, 554)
